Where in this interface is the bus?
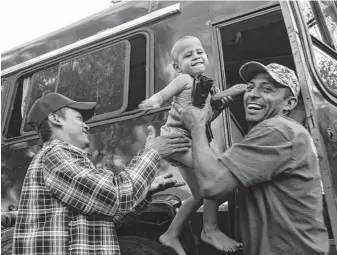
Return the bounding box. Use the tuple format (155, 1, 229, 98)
(1, 1, 337, 254)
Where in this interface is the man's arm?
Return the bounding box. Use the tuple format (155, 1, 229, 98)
(191, 126, 239, 200)
(43, 132, 190, 217)
(113, 172, 185, 226)
(171, 102, 293, 200)
(43, 145, 160, 217)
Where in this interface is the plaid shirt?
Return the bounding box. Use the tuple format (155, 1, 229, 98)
(12, 139, 161, 255)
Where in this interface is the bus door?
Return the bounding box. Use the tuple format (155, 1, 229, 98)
(281, 0, 337, 249)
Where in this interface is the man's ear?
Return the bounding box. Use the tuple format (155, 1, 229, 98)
(284, 96, 298, 112)
(48, 113, 62, 127)
(173, 63, 182, 73)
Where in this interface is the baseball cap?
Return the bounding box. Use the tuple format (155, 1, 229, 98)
(27, 93, 96, 130)
(239, 61, 300, 97)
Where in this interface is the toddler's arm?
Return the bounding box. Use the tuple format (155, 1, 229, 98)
(139, 74, 192, 109)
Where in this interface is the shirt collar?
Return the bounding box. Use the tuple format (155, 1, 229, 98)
(44, 139, 92, 157)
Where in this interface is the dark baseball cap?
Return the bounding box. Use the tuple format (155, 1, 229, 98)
(27, 93, 96, 130)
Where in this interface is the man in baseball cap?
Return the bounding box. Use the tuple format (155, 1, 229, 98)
(239, 61, 300, 97)
(27, 92, 96, 131)
(239, 61, 300, 125)
(169, 61, 328, 254)
(12, 92, 190, 255)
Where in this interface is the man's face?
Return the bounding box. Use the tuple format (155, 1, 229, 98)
(243, 73, 290, 125)
(174, 37, 209, 76)
(60, 108, 90, 149)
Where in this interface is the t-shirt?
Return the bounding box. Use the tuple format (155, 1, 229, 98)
(219, 115, 329, 255)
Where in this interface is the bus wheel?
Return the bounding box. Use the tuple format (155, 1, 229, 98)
(119, 236, 176, 255)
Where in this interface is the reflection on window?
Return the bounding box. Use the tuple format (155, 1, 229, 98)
(57, 41, 130, 116)
(318, 1, 337, 49)
(299, 1, 337, 49)
(313, 45, 337, 94)
(6, 34, 147, 138)
(300, 1, 323, 41)
(22, 68, 58, 132)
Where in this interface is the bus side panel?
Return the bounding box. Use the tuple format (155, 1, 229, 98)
(310, 84, 337, 241)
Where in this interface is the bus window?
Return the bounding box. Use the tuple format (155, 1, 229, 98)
(300, 1, 325, 43)
(313, 46, 337, 95)
(318, 1, 337, 49)
(5, 34, 148, 139)
(300, 1, 337, 50)
(57, 41, 130, 117)
(299, 0, 337, 99)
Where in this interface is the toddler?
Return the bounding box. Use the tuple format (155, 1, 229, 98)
(139, 36, 242, 254)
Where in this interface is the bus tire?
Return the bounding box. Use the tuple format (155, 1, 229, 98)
(119, 236, 176, 255)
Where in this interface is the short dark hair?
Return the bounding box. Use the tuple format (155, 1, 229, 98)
(37, 108, 68, 142)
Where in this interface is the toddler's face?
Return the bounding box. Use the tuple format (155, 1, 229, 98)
(174, 37, 209, 76)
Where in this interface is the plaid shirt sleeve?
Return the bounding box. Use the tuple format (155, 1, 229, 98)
(113, 197, 151, 227)
(43, 144, 160, 217)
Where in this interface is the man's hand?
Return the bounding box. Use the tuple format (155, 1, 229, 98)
(210, 95, 233, 122)
(145, 126, 191, 158)
(170, 102, 212, 132)
(147, 173, 186, 197)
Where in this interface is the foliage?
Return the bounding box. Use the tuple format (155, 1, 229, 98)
(58, 42, 128, 115)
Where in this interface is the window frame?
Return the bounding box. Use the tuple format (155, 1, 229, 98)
(56, 40, 131, 119)
(2, 29, 154, 144)
(1, 80, 11, 134)
(1, 80, 10, 114)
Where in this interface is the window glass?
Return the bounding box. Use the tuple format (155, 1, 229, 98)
(21, 68, 58, 132)
(313, 45, 337, 94)
(300, 1, 324, 42)
(57, 41, 130, 117)
(300, 1, 337, 49)
(6, 34, 147, 139)
(318, 1, 337, 49)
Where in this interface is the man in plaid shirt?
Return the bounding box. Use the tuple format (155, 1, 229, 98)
(12, 93, 191, 255)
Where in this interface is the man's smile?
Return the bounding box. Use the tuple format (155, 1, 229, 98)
(247, 103, 264, 111)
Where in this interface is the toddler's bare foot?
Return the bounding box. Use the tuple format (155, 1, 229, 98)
(159, 233, 187, 255)
(201, 227, 242, 253)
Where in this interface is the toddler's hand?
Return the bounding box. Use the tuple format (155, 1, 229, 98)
(138, 99, 161, 109)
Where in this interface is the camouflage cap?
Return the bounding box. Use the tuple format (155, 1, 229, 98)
(239, 61, 300, 97)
